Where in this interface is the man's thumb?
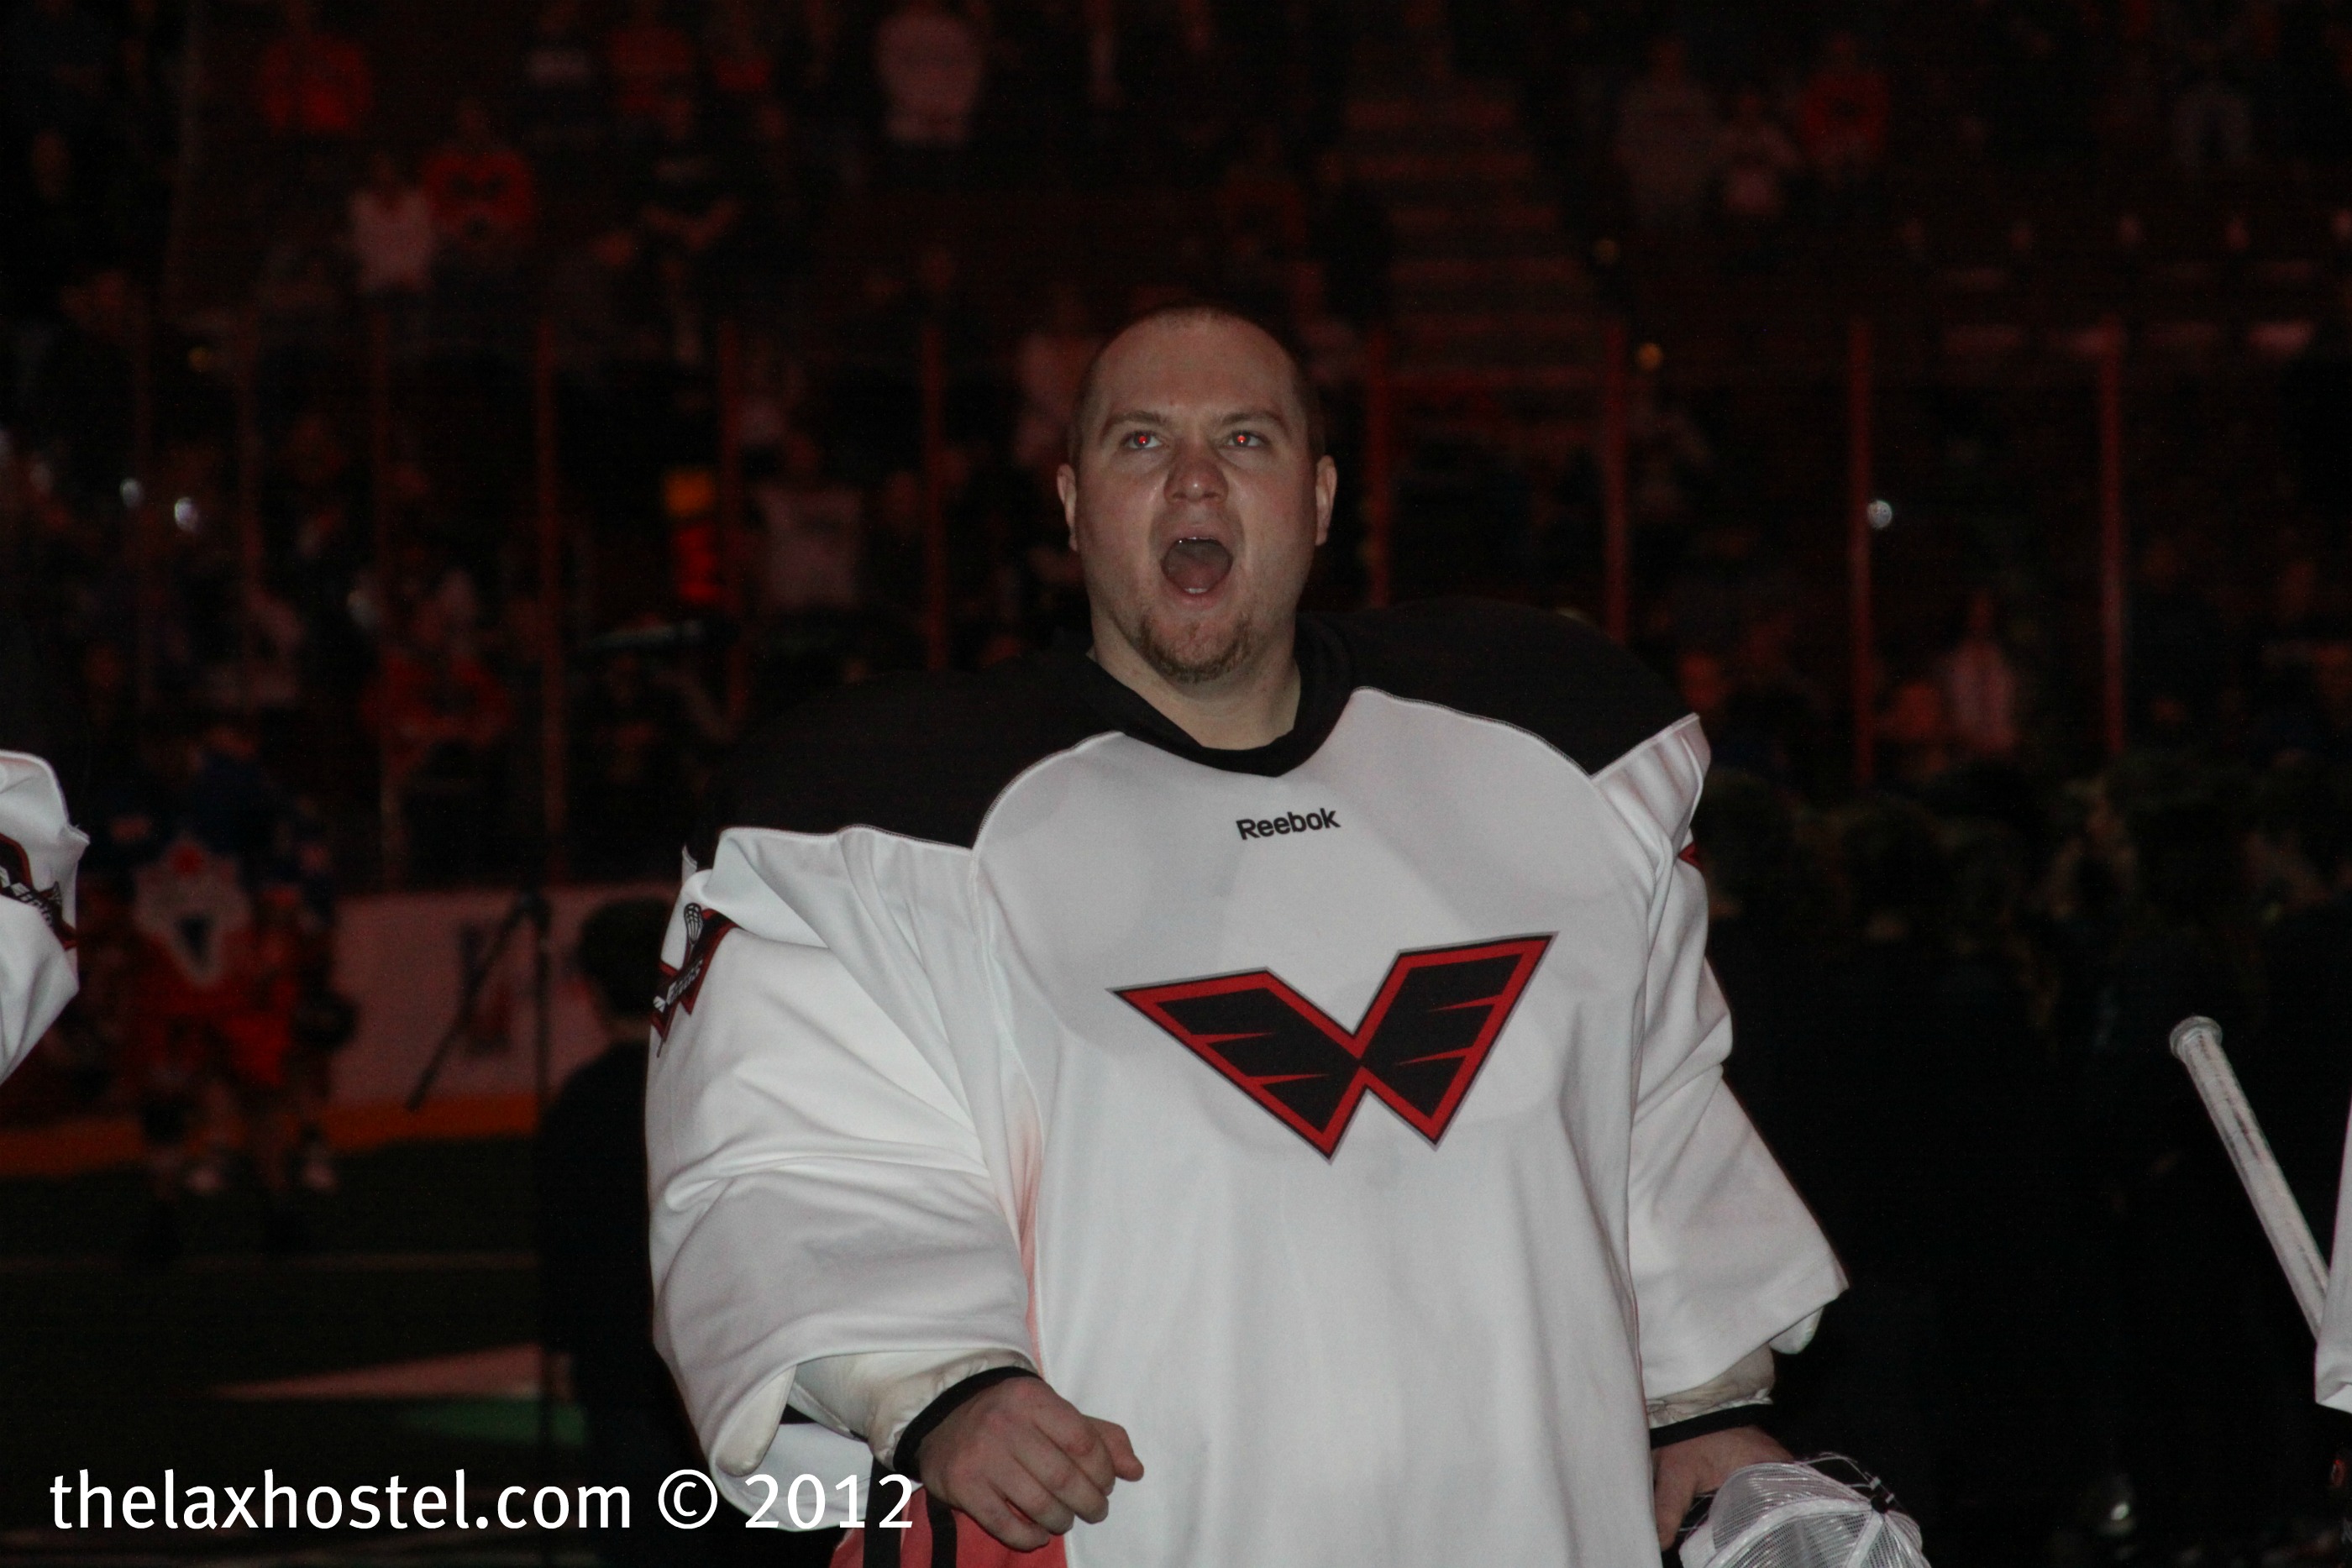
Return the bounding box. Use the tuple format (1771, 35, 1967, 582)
(1089, 1419, 1145, 1481)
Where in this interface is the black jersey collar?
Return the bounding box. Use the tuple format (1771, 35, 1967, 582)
(1057, 616, 1353, 778)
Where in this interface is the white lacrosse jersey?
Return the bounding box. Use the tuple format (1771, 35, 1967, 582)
(647, 601, 1844, 1565)
(0, 751, 87, 1078)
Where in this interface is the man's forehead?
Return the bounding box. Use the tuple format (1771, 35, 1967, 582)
(1089, 317, 1297, 420)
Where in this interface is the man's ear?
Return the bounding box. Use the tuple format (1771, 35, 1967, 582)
(1313, 454, 1338, 547)
(1056, 462, 1081, 551)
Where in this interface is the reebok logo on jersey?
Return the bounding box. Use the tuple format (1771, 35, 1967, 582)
(1236, 809, 1339, 841)
(1116, 936, 1552, 1157)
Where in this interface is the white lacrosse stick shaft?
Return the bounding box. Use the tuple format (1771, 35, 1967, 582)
(2170, 1015, 2329, 1336)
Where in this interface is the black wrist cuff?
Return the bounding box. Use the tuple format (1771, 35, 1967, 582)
(889, 1366, 1041, 1478)
(1649, 1403, 1772, 1450)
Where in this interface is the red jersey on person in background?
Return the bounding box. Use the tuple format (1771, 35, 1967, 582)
(363, 650, 514, 785)
(606, 19, 696, 123)
(1796, 65, 1888, 170)
(422, 144, 538, 244)
(255, 31, 374, 137)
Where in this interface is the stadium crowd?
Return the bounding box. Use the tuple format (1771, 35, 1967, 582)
(8, 0, 2352, 1560)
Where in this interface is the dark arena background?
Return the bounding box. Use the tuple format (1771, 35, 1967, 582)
(7, 0, 2352, 1563)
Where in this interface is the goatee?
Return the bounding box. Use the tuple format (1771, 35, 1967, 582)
(1132, 613, 1259, 687)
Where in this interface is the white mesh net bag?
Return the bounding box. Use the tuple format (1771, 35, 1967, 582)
(1677, 1457, 1929, 1568)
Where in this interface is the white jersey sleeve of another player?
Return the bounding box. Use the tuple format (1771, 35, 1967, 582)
(643, 841, 1037, 1508)
(1603, 717, 1848, 1403)
(0, 751, 87, 1079)
(2316, 1104, 2352, 1410)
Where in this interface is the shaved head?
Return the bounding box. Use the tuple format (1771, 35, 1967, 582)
(1067, 303, 1325, 470)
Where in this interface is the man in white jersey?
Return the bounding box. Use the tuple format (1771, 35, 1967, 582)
(0, 752, 87, 1078)
(648, 306, 1845, 1565)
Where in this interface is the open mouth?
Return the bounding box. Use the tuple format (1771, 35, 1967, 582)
(1161, 537, 1233, 595)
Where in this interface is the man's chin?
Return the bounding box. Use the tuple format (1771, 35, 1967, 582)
(1133, 613, 1259, 689)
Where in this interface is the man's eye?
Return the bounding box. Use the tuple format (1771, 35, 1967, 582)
(1227, 431, 1266, 448)
(1118, 432, 1158, 449)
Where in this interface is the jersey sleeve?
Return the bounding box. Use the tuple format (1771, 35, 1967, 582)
(1604, 717, 1845, 1402)
(643, 837, 1035, 1502)
(0, 751, 86, 1078)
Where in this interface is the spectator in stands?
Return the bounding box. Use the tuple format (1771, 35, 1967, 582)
(1940, 587, 2020, 761)
(1137, 0, 1236, 178)
(1726, 606, 1832, 797)
(2171, 15, 2256, 174)
(1677, 643, 1772, 784)
(2284, 8, 2352, 161)
(2078, 756, 2271, 1548)
(423, 98, 538, 265)
(2256, 635, 2352, 765)
(568, 648, 691, 880)
(2248, 554, 2343, 738)
(874, 0, 988, 172)
(704, 0, 782, 132)
(24, 267, 133, 509)
(1286, 260, 1362, 396)
(1218, 123, 1308, 262)
(2245, 760, 2352, 1227)
(860, 466, 928, 645)
(110, 0, 181, 260)
(605, 0, 696, 142)
(1717, 86, 1802, 232)
(422, 99, 536, 355)
(1613, 34, 1719, 232)
(1307, 148, 1394, 328)
(1011, 281, 1100, 480)
(282, 490, 370, 707)
(739, 95, 813, 287)
(6, 0, 113, 139)
(1795, 29, 1890, 198)
(255, 0, 372, 143)
(1688, 768, 1818, 1142)
(546, 225, 657, 380)
(6, 127, 112, 409)
(538, 896, 742, 1568)
(2284, 279, 2352, 519)
(756, 430, 864, 616)
(519, 0, 606, 187)
(1081, 0, 1121, 119)
(2129, 534, 2229, 747)
(1879, 676, 1957, 794)
(348, 150, 435, 342)
(632, 92, 747, 294)
(365, 595, 512, 884)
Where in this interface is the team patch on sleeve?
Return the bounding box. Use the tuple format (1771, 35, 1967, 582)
(0, 832, 73, 948)
(652, 904, 737, 1050)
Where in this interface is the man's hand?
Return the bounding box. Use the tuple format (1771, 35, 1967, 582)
(1651, 1424, 1789, 1548)
(914, 1377, 1145, 1550)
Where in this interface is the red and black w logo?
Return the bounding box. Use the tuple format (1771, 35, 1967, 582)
(1116, 936, 1552, 1158)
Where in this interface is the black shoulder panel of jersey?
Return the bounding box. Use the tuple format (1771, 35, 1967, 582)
(690, 656, 1110, 859)
(1326, 599, 1689, 775)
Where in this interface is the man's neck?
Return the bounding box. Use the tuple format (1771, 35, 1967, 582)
(1089, 616, 1302, 751)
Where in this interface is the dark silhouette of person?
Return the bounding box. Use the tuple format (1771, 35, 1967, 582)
(539, 896, 835, 1566)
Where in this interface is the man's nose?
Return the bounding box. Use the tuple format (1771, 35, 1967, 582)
(1163, 439, 1226, 502)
